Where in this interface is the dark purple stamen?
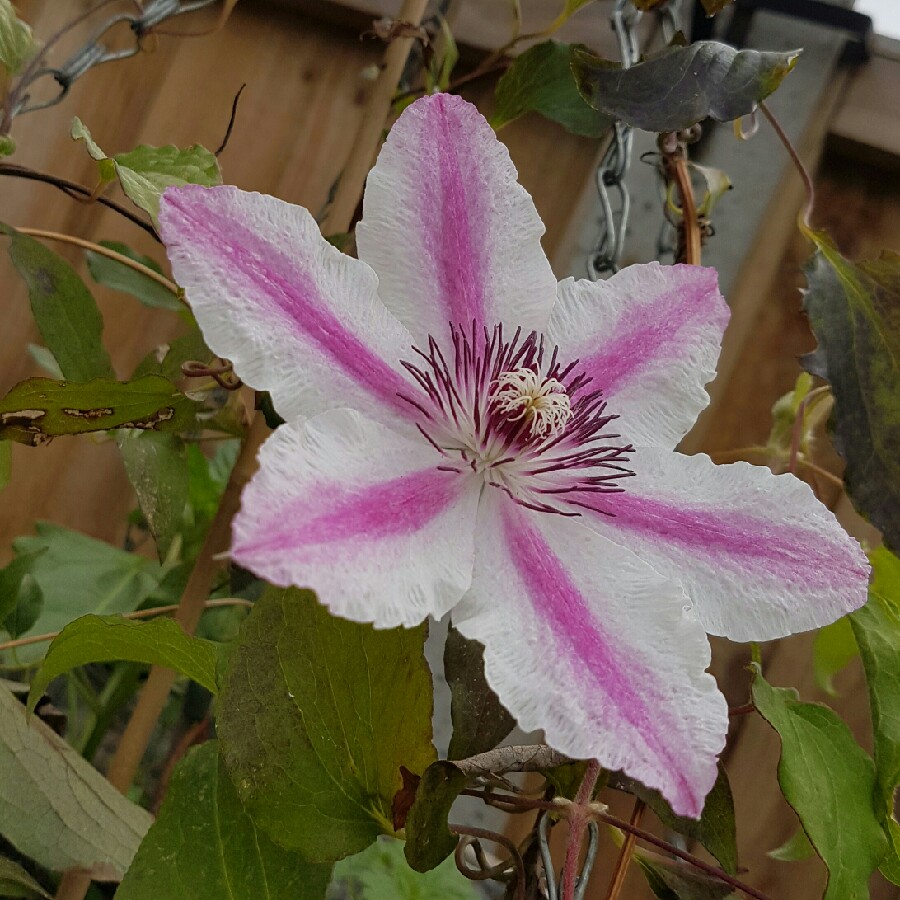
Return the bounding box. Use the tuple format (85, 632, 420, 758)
(398, 323, 634, 516)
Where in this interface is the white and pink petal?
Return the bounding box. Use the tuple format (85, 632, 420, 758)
(357, 93, 558, 347)
(452, 491, 727, 818)
(548, 264, 729, 450)
(232, 409, 481, 628)
(160, 185, 417, 429)
(571, 448, 870, 641)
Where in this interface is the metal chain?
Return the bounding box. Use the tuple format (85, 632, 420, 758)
(8, 0, 220, 120)
(586, 0, 682, 278)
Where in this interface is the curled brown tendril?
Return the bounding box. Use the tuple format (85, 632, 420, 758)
(451, 824, 526, 900)
(181, 358, 243, 390)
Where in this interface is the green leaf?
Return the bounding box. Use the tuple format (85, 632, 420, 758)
(6, 523, 163, 662)
(70, 117, 109, 164)
(0, 549, 43, 624)
(634, 848, 735, 899)
(187, 441, 238, 519)
(427, 14, 458, 94)
(217, 586, 436, 862)
(0, 376, 200, 445)
(850, 546, 900, 883)
(881, 818, 900, 885)
(118, 741, 331, 899)
(86, 241, 182, 311)
(119, 431, 189, 558)
(768, 828, 814, 862)
(0, 549, 45, 636)
(404, 761, 466, 872)
(0, 857, 51, 899)
(0, 439, 10, 490)
(801, 235, 900, 550)
(686, 163, 732, 218)
(28, 614, 219, 711)
(2, 576, 41, 639)
(491, 41, 610, 137)
(812, 616, 858, 696)
(0, 0, 36, 76)
(572, 41, 799, 132)
(177, 439, 239, 557)
(766, 371, 832, 466)
(613, 765, 737, 874)
(751, 664, 887, 899)
(1, 224, 113, 382)
(329, 837, 477, 900)
(0, 683, 152, 878)
(71, 119, 221, 223)
(114, 145, 220, 224)
(444, 625, 514, 760)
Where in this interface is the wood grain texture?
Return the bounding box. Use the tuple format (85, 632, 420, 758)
(267, 0, 623, 54)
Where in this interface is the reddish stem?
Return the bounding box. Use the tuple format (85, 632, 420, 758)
(562, 759, 602, 900)
(759, 101, 815, 228)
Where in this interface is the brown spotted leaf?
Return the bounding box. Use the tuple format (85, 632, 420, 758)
(0, 376, 199, 444)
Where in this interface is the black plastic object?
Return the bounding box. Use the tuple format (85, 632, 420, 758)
(692, 0, 873, 63)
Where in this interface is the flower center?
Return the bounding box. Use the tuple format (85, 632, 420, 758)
(398, 323, 634, 516)
(491, 368, 572, 440)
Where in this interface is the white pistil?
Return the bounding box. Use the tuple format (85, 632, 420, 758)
(492, 367, 573, 440)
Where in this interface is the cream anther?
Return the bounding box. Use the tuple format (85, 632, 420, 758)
(492, 367, 573, 439)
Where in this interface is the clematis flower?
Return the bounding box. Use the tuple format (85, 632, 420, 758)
(159, 94, 869, 817)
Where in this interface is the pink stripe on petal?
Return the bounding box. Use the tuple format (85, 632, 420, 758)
(236, 468, 460, 558)
(589, 492, 862, 590)
(231, 409, 480, 628)
(580, 268, 726, 396)
(429, 96, 487, 328)
(548, 265, 729, 449)
(159, 186, 421, 435)
(455, 495, 726, 817)
(500, 503, 699, 814)
(571, 449, 871, 641)
(163, 187, 413, 419)
(357, 94, 557, 346)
